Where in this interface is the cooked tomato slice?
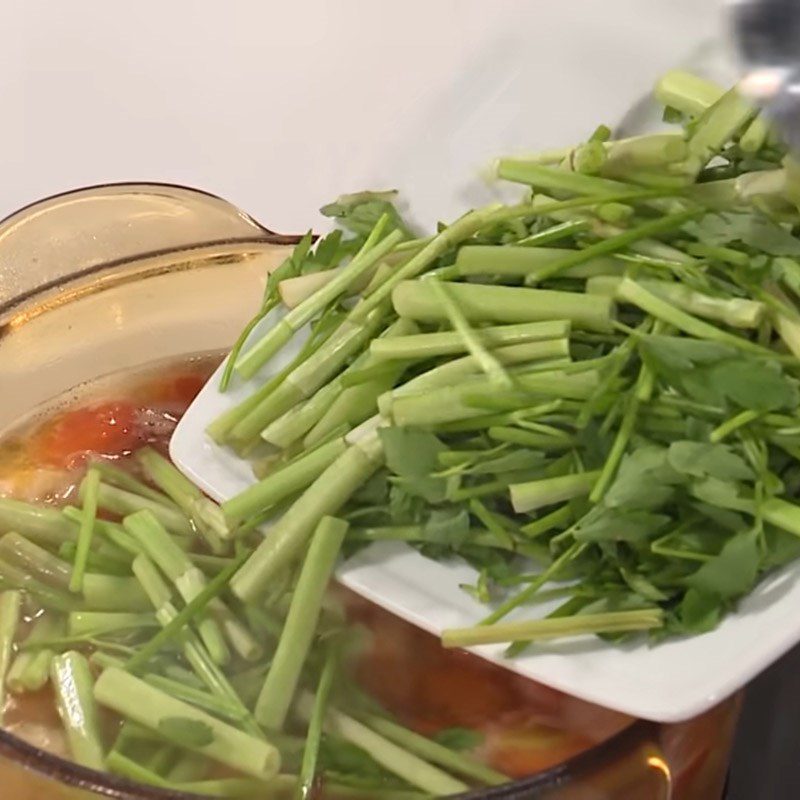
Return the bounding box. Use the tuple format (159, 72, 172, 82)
(33, 401, 140, 467)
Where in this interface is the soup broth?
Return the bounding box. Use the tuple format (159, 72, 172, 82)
(0, 356, 737, 799)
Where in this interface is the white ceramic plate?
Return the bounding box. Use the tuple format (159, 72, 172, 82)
(169, 32, 795, 724)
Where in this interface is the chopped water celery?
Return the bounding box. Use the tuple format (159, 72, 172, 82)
(7, 614, 63, 693)
(125, 511, 260, 663)
(0, 590, 22, 721)
(256, 516, 348, 729)
(51, 651, 106, 770)
(443, 609, 665, 647)
(296, 647, 337, 800)
(137, 447, 230, 552)
(236, 224, 405, 379)
(297, 696, 468, 796)
(0, 497, 77, 545)
(392, 280, 614, 331)
(94, 668, 280, 780)
(70, 468, 101, 593)
(232, 433, 384, 603)
(357, 713, 508, 786)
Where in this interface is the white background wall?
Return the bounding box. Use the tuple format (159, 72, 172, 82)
(0, 1, 720, 233)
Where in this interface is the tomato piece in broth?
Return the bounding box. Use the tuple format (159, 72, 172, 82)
(23, 366, 214, 472)
(31, 401, 140, 468)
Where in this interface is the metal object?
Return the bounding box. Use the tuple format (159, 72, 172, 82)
(729, 0, 800, 150)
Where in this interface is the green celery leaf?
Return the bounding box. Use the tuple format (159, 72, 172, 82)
(690, 476, 752, 511)
(668, 441, 754, 481)
(458, 547, 518, 583)
(579, 593, 657, 614)
(460, 568, 492, 604)
(319, 734, 405, 786)
(381, 428, 449, 502)
(642, 335, 798, 413)
(686, 528, 760, 600)
(685, 211, 800, 256)
(423, 507, 471, 546)
(677, 588, 722, 633)
(352, 471, 389, 505)
(395, 476, 448, 504)
(381, 428, 447, 477)
(604, 446, 683, 510)
(763, 526, 800, 569)
(709, 359, 798, 412)
(388, 484, 424, 524)
(433, 727, 484, 751)
(266, 230, 315, 294)
(575, 421, 614, 470)
(573, 508, 671, 543)
(742, 217, 800, 256)
(644, 554, 700, 584)
(691, 501, 748, 532)
(679, 369, 726, 407)
(684, 212, 747, 246)
(320, 190, 414, 240)
(619, 567, 671, 602)
(307, 228, 344, 271)
(685, 415, 715, 442)
(640, 335, 735, 373)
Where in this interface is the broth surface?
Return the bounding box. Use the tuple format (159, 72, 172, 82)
(0, 355, 720, 798)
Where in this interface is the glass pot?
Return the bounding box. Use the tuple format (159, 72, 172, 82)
(0, 184, 741, 800)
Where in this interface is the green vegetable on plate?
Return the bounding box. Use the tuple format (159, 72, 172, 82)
(6, 67, 800, 797)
